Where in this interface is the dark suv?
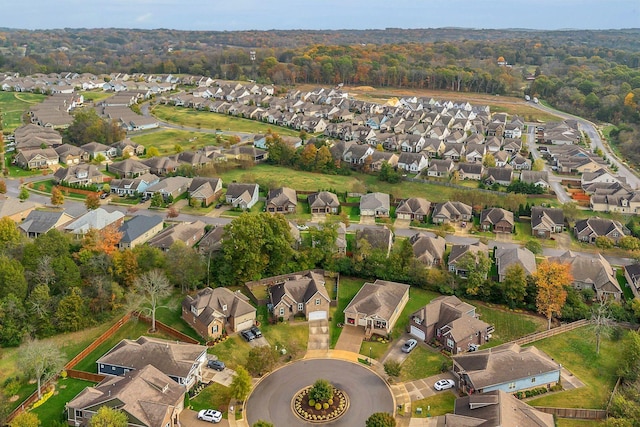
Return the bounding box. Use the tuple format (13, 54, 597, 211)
(207, 359, 226, 371)
(241, 329, 256, 341)
(250, 326, 262, 338)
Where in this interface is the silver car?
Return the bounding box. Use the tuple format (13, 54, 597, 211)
(401, 339, 417, 353)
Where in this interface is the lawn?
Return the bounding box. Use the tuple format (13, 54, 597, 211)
(153, 295, 205, 343)
(207, 336, 252, 370)
(261, 323, 309, 359)
(31, 378, 96, 424)
(411, 392, 456, 417)
(330, 277, 366, 348)
(130, 129, 227, 156)
(151, 105, 300, 136)
(472, 302, 547, 346)
(189, 382, 232, 418)
(81, 91, 114, 103)
(71, 318, 176, 373)
(398, 346, 449, 382)
(4, 154, 43, 178)
(616, 269, 634, 301)
(0, 91, 46, 132)
(556, 420, 604, 427)
(527, 327, 625, 409)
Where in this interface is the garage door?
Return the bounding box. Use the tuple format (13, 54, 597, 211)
(410, 325, 425, 341)
(308, 311, 327, 321)
(236, 319, 254, 332)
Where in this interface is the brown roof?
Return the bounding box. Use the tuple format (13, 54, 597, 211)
(182, 287, 255, 325)
(343, 279, 409, 322)
(453, 390, 554, 427)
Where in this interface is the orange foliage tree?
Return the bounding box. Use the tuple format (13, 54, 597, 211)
(81, 223, 123, 256)
(533, 260, 573, 330)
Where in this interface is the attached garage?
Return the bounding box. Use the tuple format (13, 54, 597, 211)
(410, 325, 426, 342)
(235, 318, 255, 332)
(308, 311, 327, 321)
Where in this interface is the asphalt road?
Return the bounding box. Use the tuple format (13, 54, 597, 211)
(245, 359, 394, 426)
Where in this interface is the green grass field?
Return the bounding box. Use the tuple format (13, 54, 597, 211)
(189, 382, 232, 418)
(398, 346, 449, 382)
(0, 92, 46, 132)
(130, 129, 228, 156)
(31, 378, 96, 424)
(473, 302, 547, 346)
(151, 104, 300, 136)
(411, 392, 456, 417)
(556, 420, 604, 427)
(80, 91, 113, 103)
(330, 277, 366, 347)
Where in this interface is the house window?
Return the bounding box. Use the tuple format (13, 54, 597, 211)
(112, 366, 116, 370)
(446, 339, 454, 348)
(508, 382, 516, 390)
(315, 299, 321, 305)
(531, 377, 536, 383)
(75, 410, 83, 418)
(212, 325, 218, 333)
(279, 307, 285, 316)
(222, 304, 227, 311)
(298, 303, 303, 311)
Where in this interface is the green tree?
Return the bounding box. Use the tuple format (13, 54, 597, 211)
(50, 186, 64, 206)
(532, 158, 545, 171)
(55, 287, 89, 332)
(0, 216, 21, 248)
(366, 412, 396, 427)
(146, 146, 160, 157)
(64, 109, 124, 146)
(150, 192, 164, 207)
(133, 245, 166, 272)
(0, 255, 28, 300)
(28, 284, 53, 337)
(89, 406, 128, 427)
(457, 251, 491, 297)
(165, 242, 205, 292)
(9, 412, 40, 427)
(19, 187, 29, 201)
(306, 223, 338, 268)
(252, 421, 274, 427)
(524, 239, 543, 255)
(0, 294, 28, 347)
(561, 202, 579, 225)
(85, 193, 100, 210)
(482, 153, 496, 168)
(501, 264, 528, 308)
(230, 366, 252, 401)
(18, 339, 64, 400)
(246, 346, 277, 377)
(384, 360, 402, 377)
(309, 379, 334, 402)
(133, 269, 172, 332)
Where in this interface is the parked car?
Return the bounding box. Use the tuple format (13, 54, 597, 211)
(401, 339, 418, 353)
(197, 409, 222, 423)
(250, 326, 262, 338)
(207, 359, 225, 371)
(100, 192, 109, 199)
(215, 203, 223, 208)
(296, 224, 309, 230)
(434, 379, 455, 391)
(241, 329, 256, 341)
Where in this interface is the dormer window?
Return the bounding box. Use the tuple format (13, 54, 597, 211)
(191, 306, 198, 315)
(222, 304, 227, 311)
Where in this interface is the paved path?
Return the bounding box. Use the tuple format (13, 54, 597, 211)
(307, 318, 329, 352)
(334, 325, 364, 353)
(380, 333, 413, 365)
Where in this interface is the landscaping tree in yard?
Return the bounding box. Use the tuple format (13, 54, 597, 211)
(591, 299, 614, 355)
(252, 421, 274, 427)
(230, 366, 252, 402)
(0, 179, 6, 193)
(18, 339, 65, 400)
(85, 192, 100, 210)
(534, 260, 573, 330)
(366, 412, 396, 427)
(165, 241, 206, 292)
(246, 346, 277, 377)
(8, 412, 40, 427)
(50, 186, 64, 206)
(18, 187, 29, 201)
(532, 158, 545, 171)
(501, 264, 528, 308)
(0, 216, 22, 248)
(524, 239, 542, 255)
(134, 269, 172, 332)
(384, 360, 402, 378)
(457, 251, 491, 298)
(89, 406, 128, 427)
(146, 146, 160, 157)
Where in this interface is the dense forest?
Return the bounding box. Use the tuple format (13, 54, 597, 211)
(0, 27, 639, 161)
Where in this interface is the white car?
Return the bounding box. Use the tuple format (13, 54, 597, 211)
(198, 409, 222, 423)
(401, 339, 418, 353)
(296, 224, 309, 230)
(434, 379, 455, 391)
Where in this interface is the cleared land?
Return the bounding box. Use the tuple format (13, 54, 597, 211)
(0, 92, 46, 132)
(130, 129, 227, 156)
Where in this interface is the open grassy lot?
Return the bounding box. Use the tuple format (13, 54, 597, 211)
(0, 91, 46, 132)
(80, 91, 114, 103)
(527, 327, 625, 409)
(473, 303, 547, 346)
(71, 318, 176, 373)
(399, 346, 449, 382)
(262, 322, 309, 359)
(189, 382, 232, 418)
(130, 129, 227, 156)
(151, 104, 300, 136)
(31, 378, 96, 424)
(411, 392, 456, 417)
(556, 420, 604, 427)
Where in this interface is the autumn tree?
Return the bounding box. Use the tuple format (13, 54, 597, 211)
(9, 412, 40, 427)
(134, 269, 172, 332)
(299, 143, 318, 171)
(80, 224, 123, 256)
(482, 153, 496, 168)
(501, 264, 528, 308)
(0, 179, 6, 193)
(230, 366, 252, 401)
(89, 406, 128, 427)
(18, 339, 65, 400)
(0, 216, 22, 249)
(112, 249, 139, 288)
(534, 260, 573, 329)
(85, 192, 101, 210)
(50, 186, 64, 206)
(532, 158, 545, 171)
(65, 109, 124, 146)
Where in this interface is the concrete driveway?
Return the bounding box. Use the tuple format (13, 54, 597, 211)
(202, 366, 236, 387)
(380, 333, 414, 365)
(248, 336, 269, 348)
(308, 318, 329, 351)
(403, 372, 457, 401)
(180, 409, 229, 427)
(334, 325, 364, 353)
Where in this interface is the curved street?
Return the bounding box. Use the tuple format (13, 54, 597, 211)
(245, 359, 394, 426)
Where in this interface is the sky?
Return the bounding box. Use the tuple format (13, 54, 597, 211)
(1, 0, 639, 31)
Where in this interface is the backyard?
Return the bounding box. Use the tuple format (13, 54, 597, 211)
(473, 302, 547, 346)
(0, 91, 46, 132)
(30, 378, 96, 424)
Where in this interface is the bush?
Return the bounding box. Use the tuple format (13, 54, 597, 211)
(366, 412, 396, 427)
(323, 402, 329, 409)
(315, 403, 322, 410)
(309, 399, 315, 407)
(384, 360, 402, 377)
(309, 379, 334, 402)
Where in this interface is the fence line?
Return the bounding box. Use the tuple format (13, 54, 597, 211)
(135, 312, 200, 344)
(66, 370, 106, 382)
(533, 407, 606, 420)
(512, 319, 590, 346)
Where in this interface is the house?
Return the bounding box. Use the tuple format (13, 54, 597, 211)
(66, 365, 185, 427)
(64, 208, 125, 237)
(268, 270, 331, 321)
(19, 210, 74, 238)
(308, 191, 340, 214)
(453, 343, 561, 394)
(53, 164, 105, 186)
(464, 143, 486, 163)
(80, 141, 117, 159)
(494, 247, 537, 282)
(449, 390, 554, 427)
(480, 208, 514, 233)
(426, 159, 454, 178)
(225, 183, 259, 210)
(111, 138, 145, 157)
(336, 223, 347, 255)
(442, 143, 465, 162)
(624, 264, 640, 299)
(581, 168, 621, 188)
(410, 233, 446, 266)
(432, 201, 472, 224)
(355, 227, 393, 256)
(182, 287, 256, 339)
(484, 167, 513, 186)
(96, 336, 207, 390)
(144, 176, 192, 201)
(266, 187, 298, 214)
(531, 207, 564, 238)
(54, 144, 89, 165)
(109, 159, 151, 178)
(147, 220, 206, 251)
(457, 162, 484, 181)
(494, 150, 510, 168)
(510, 154, 531, 170)
(521, 171, 550, 190)
(590, 192, 640, 214)
(550, 251, 622, 300)
(143, 156, 180, 176)
(360, 192, 390, 218)
(0, 197, 38, 222)
(198, 226, 225, 254)
(448, 242, 489, 277)
(422, 138, 446, 158)
(110, 173, 160, 196)
(188, 177, 222, 207)
(14, 147, 59, 170)
(574, 217, 630, 245)
(396, 197, 431, 222)
(343, 279, 410, 337)
(409, 295, 493, 354)
(397, 152, 429, 172)
(118, 214, 164, 249)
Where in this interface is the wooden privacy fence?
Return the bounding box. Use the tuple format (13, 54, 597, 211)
(533, 407, 607, 420)
(65, 370, 106, 382)
(134, 312, 200, 344)
(512, 319, 590, 346)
